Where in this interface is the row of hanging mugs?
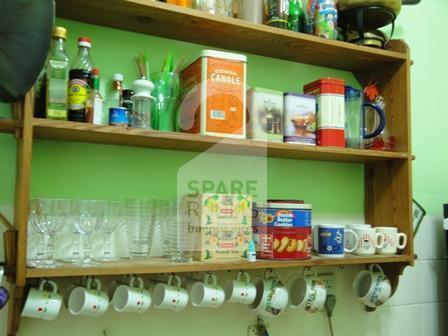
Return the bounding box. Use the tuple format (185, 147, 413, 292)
(21, 265, 393, 321)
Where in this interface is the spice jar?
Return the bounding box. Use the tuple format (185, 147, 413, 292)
(131, 78, 154, 129)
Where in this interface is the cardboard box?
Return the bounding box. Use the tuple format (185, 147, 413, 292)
(247, 88, 283, 142)
(183, 193, 252, 261)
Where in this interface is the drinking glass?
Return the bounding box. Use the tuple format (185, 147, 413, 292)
(34, 198, 69, 268)
(95, 201, 125, 262)
(62, 217, 82, 263)
(27, 199, 46, 267)
(161, 200, 194, 263)
(70, 200, 106, 267)
(156, 200, 176, 258)
(125, 199, 156, 258)
(150, 72, 180, 131)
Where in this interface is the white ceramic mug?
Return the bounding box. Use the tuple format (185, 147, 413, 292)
(21, 280, 62, 320)
(286, 269, 327, 313)
(353, 264, 392, 308)
(153, 275, 189, 311)
(375, 227, 407, 255)
(315, 224, 359, 258)
(190, 273, 225, 308)
(352, 227, 385, 256)
(68, 278, 109, 316)
(112, 276, 151, 313)
(224, 271, 256, 305)
(249, 269, 289, 318)
(345, 224, 372, 248)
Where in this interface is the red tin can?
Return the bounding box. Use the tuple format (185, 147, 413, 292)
(256, 226, 312, 260)
(303, 78, 345, 147)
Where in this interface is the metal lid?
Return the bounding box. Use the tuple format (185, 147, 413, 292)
(52, 26, 67, 40)
(200, 49, 247, 62)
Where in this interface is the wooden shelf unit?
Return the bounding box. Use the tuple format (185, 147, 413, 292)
(26, 255, 412, 279)
(1, 1, 414, 335)
(14, 118, 410, 162)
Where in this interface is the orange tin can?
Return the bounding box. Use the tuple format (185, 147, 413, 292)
(179, 50, 247, 138)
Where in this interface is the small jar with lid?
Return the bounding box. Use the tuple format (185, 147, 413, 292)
(131, 78, 154, 129)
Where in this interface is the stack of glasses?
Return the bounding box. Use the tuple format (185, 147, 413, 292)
(27, 198, 194, 268)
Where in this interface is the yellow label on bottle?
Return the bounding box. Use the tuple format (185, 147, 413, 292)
(68, 79, 89, 109)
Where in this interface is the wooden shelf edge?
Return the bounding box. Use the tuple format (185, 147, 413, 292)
(0, 119, 18, 134)
(55, 0, 408, 72)
(26, 254, 412, 278)
(32, 119, 410, 163)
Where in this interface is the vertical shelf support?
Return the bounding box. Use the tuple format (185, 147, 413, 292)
(7, 89, 35, 336)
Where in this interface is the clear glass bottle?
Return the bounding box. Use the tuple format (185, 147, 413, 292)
(70, 37, 93, 72)
(87, 68, 104, 124)
(46, 26, 69, 120)
(105, 73, 124, 111)
(68, 37, 94, 122)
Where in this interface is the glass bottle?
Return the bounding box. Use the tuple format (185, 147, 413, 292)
(68, 37, 94, 122)
(105, 73, 124, 111)
(87, 68, 104, 125)
(288, 0, 305, 32)
(46, 26, 69, 120)
(122, 89, 135, 126)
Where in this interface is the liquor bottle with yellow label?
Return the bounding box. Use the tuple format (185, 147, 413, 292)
(46, 27, 69, 120)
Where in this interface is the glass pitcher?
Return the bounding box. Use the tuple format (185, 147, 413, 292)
(344, 86, 386, 149)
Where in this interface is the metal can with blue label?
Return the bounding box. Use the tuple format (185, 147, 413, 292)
(314, 0, 338, 40)
(109, 107, 128, 127)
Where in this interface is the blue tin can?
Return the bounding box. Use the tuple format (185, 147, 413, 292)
(109, 107, 128, 126)
(253, 202, 312, 228)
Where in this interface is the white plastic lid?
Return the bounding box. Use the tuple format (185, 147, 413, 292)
(200, 49, 247, 62)
(132, 78, 154, 98)
(113, 73, 124, 81)
(254, 202, 312, 210)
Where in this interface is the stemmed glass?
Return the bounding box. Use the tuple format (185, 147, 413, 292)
(34, 198, 69, 268)
(27, 199, 46, 267)
(95, 201, 124, 262)
(69, 199, 106, 267)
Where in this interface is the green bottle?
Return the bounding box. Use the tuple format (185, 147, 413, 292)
(288, 0, 305, 33)
(46, 27, 69, 120)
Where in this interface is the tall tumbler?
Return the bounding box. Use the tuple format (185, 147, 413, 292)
(125, 199, 156, 258)
(150, 72, 180, 131)
(160, 200, 194, 263)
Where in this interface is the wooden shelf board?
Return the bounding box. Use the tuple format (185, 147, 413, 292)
(32, 119, 409, 163)
(0, 119, 17, 134)
(26, 254, 412, 278)
(55, 0, 408, 72)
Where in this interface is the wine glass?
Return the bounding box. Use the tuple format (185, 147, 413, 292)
(70, 199, 106, 267)
(34, 198, 69, 268)
(95, 200, 124, 262)
(27, 199, 46, 267)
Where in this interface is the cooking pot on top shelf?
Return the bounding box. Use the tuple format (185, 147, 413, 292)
(337, 0, 402, 15)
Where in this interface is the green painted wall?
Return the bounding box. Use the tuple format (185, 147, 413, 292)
(1, 17, 364, 215)
(1, 1, 447, 335)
